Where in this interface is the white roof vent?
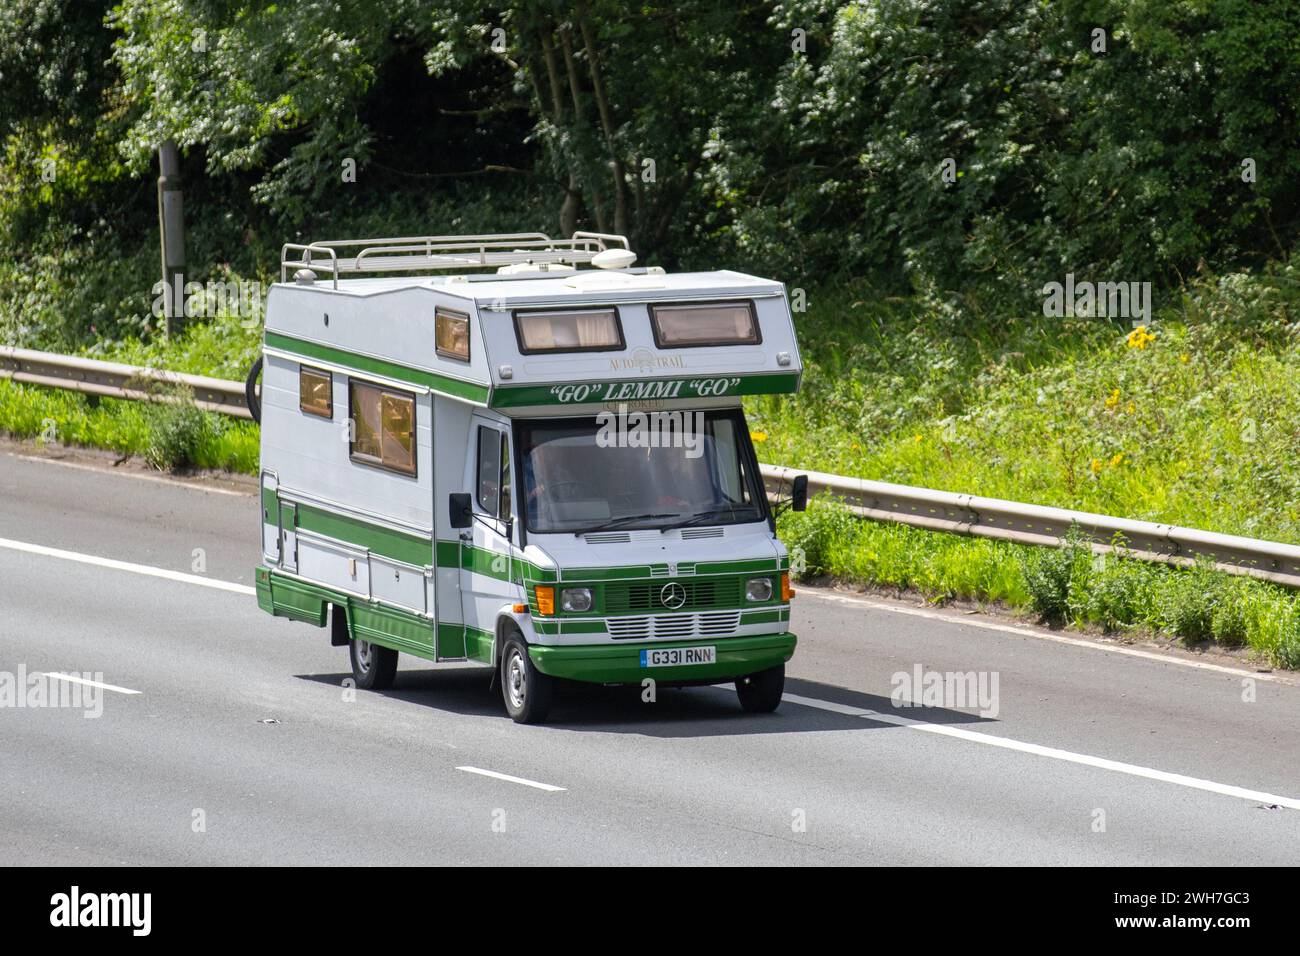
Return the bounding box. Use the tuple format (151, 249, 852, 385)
(293, 268, 317, 285)
(591, 248, 638, 270)
(563, 271, 667, 292)
(497, 261, 577, 275)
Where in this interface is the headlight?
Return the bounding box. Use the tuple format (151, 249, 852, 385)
(745, 577, 773, 602)
(561, 587, 593, 612)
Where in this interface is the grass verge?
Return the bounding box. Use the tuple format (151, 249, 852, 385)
(0, 378, 258, 474)
(777, 499, 1300, 669)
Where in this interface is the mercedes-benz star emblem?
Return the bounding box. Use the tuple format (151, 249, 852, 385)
(660, 582, 686, 609)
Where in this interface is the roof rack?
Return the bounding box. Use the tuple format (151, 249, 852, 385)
(280, 231, 631, 288)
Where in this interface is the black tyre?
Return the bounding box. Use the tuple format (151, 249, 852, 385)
(500, 634, 553, 724)
(736, 664, 784, 713)
(349, 637, 398, 691)
(245, 356, 263, 423)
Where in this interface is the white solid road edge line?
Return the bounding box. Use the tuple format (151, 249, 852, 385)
(799, 585, 1292, 684)
(783, 692, 1300, 811)
(456, 766, 567, 792)
(40, 673, 142, 695)
(0, 536, 256, 596)
(10, 452, 252, 497)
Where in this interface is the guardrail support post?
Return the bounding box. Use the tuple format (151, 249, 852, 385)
(157, 141, 186, 339)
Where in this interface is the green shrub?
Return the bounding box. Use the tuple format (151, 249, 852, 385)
(777, 497, 860, 579)
(1276, 617, 1300, 670)
(143, 390, 216, 472)
(1209, 577, 1254, 647)
(1083, 553, 1158, 632)
(1021, 525, 1092, 623)
(1160, 559, 1222, 645)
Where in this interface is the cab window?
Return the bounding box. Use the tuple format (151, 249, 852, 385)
(476, 426, 513, 524)
(476, 425, 501, 514)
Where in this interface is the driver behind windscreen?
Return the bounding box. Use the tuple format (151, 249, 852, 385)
(523, 437, 570, 527)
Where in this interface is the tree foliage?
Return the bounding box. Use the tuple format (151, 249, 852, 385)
(2, 0, 1299, 342)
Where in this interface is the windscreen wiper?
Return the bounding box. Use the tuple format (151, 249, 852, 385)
(677, 506, 755, 528)
(579, 512, 678, 535)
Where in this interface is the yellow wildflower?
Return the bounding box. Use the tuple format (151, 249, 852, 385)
(1126, 326, 1156, 350)
(1179, 353, 1190, 364)
(1090, 458, 1103, 473)
(1126, 402, 1135, 414)
(750, 430, 768, 443)
(1110, 452, 1124, 467)
(1105, 388, 1120, 409)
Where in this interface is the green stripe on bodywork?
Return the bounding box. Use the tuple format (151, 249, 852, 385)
(490, 371, 799, 408)
(740, 608, 786, 625)
(437, 622, 467, 658)
(349, 601, 438, 657)
(295, 503, 431, 566)
(436, 539, 557, 583)
(255, 566, 274, 613)
(265, 330, 490, 403)
(436, 622, 496, 662)
(528, 632, 796, 683)
(259, 568, 436, 656)
(693, 558, 782, 576)
(260, 485, 277, 523)
(466, 626, 494, 663)
(258, 567, 502, 664)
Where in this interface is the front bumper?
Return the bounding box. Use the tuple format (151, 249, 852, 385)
(528, 632, 796, 684)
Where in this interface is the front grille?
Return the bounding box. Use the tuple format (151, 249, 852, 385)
(607, 611, 743, 640)
(604, 577, 741, 614)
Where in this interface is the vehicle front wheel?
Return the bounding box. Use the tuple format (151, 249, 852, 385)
(736, 664, 784, 713)
(350, 637, 398, 691)
(500, 635, 553, 724)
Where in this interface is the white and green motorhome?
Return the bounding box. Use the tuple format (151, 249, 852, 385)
(253, 232, 808, 722)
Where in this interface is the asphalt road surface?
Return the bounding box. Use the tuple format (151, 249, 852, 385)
(3, 448, 1300, 865)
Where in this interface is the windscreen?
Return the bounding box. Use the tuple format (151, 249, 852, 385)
(517, 410, 765, 534)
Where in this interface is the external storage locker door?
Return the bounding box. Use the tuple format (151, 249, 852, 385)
(261, 471, 281, 565)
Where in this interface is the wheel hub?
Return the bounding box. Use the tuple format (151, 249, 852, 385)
(507, 651, 526, 709)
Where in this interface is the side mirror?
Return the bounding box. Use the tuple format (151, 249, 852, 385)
(791, 474, 809, 512)
(449, 492, 473, 529)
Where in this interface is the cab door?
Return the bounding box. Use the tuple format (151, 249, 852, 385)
(457, 419, 522, 656)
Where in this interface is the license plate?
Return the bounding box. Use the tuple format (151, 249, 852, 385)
(640, 646, 716, 668)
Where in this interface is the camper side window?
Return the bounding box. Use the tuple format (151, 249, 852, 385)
(299, 366, 332, 418)
(435, 308, 470, 361)
(349, 381, 416, 476)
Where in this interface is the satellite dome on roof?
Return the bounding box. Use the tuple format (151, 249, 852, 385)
(591, 248, 638, 270)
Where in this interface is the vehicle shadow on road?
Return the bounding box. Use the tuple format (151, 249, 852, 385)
(294, 668, 994, 738)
